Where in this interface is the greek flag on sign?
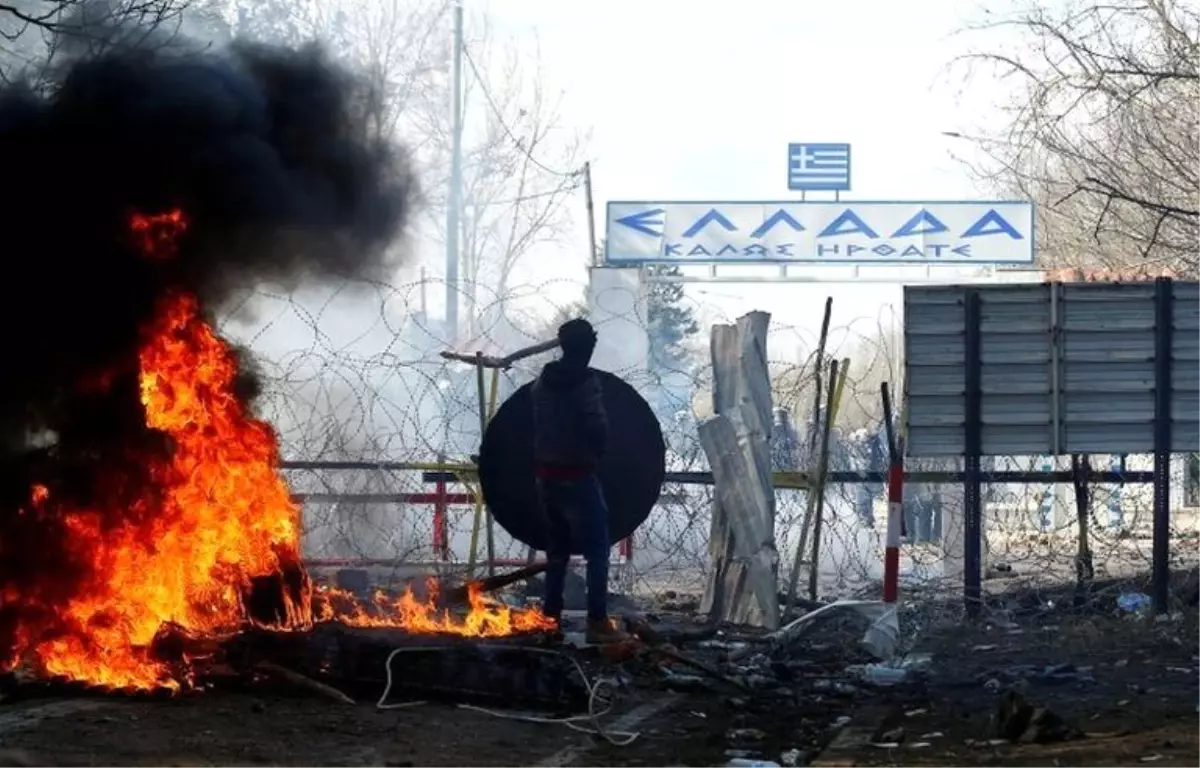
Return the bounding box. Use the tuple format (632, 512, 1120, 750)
(787, 143, 851, 191)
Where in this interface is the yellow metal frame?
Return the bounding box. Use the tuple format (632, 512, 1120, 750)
(464, 366, 501, 575)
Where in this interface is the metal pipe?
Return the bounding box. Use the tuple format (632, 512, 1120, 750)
(417, 468, 1157, 487)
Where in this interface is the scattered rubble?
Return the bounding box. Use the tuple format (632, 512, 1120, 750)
(4, 572, 1194, 768)
(994, 689, 1085, 744)
(550, 589, 925, 767)
(1, 577, 876, 759)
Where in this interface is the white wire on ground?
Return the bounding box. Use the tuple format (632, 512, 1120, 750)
(375, 645, 640, 747)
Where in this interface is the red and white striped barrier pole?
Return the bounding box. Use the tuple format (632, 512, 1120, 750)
(883, 456, 904, 603)
(879, 382, 904, 605)
(618, 536, 633, 561)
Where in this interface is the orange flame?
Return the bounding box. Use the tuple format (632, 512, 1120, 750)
(315, 581, 556, 637)
(130, 209, 188, 260)
(8, 209, 551, 692)
(26, 288, 312, 691)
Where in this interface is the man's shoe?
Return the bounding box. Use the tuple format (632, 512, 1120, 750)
(585, 617, 630, 645)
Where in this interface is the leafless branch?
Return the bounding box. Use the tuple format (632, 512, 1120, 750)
(951, 0, 1199, 272)
(2, 0, 192, 85)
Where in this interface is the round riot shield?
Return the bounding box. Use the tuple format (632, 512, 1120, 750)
(478, 369, 666, 555)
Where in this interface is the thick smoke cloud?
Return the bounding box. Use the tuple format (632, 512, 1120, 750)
(0, 40, 414, 447)
(0, 37, 415, 649)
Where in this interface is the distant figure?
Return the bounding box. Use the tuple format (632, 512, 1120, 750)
(906, 456, 945, 544)
(771, 407, 801, 470)
(531, 318, 628, 644)
(1108, 454, 1126, 529)
(852, 427, 888, 528)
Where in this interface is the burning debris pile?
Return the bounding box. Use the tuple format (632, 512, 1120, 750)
(0, 40, 550, 694)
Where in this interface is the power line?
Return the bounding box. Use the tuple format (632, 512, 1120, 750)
(460, 42, 585, 180)
(466, 180, 585, 208)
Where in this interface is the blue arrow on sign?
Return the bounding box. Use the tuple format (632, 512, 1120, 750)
(615, 208, 666, 237)
(682, 208, 737, 238)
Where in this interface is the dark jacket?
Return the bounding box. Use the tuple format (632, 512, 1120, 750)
(532, 360, 608, 475)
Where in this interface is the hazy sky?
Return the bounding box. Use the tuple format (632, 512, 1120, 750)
(467, 0, 1026, 357)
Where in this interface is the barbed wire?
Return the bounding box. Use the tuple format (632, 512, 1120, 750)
(220, 274, 1199, 631)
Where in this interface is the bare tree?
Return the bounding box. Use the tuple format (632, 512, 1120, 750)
(838, 319, 904, 433)
(1, 0, 199, 84)
(953, 0, 1199, 272)
(522, 295, 587, 341)
(452, 33, 584, 339)
(230, 0, 585, 341)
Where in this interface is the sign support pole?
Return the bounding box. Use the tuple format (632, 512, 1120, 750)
(1152, 277, 1174, 613)
(584, 161, 598, 267)
(963, 289, 984, 617)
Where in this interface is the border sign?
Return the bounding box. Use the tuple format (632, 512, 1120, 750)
(788, 143, 851, 192)
(604, 201, 1034, 266)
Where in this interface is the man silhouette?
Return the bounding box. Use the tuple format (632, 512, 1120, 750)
(532, 318, 628, 644)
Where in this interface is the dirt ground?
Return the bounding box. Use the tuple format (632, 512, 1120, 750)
(0, 601, 1196, 767)
(0, 635, 854, 768)
(0, 693, 579, 766)
(827, 608, 1200, 767)
(0, 685, 843, 767)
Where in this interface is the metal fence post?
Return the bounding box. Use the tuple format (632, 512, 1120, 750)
(433, 451, 448, 560)
(963, 289, 984, 616)
(1152, 277, 1174, 613)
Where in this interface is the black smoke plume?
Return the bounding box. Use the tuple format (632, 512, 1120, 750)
(0, 38, 415, 656)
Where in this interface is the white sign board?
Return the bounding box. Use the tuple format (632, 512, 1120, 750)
(605, 201, 1034, 265)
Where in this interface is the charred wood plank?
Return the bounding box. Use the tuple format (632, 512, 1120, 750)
(439, 562, 550, 607)
(296, 626, 586, 712)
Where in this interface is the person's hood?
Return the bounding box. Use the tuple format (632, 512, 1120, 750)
(539, 358, 591, 391)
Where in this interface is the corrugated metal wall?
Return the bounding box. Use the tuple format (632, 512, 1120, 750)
(1170, 281, 1200, 452)
(905, 283, 1054, 456)
(905, 280, 1199, 458)
(1059, 282, 1154, 454)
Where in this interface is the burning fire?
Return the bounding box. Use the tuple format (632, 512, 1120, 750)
(316, 581, 555, 638)
(130, 209, 188, 260)
(4, 209, 551, 692)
